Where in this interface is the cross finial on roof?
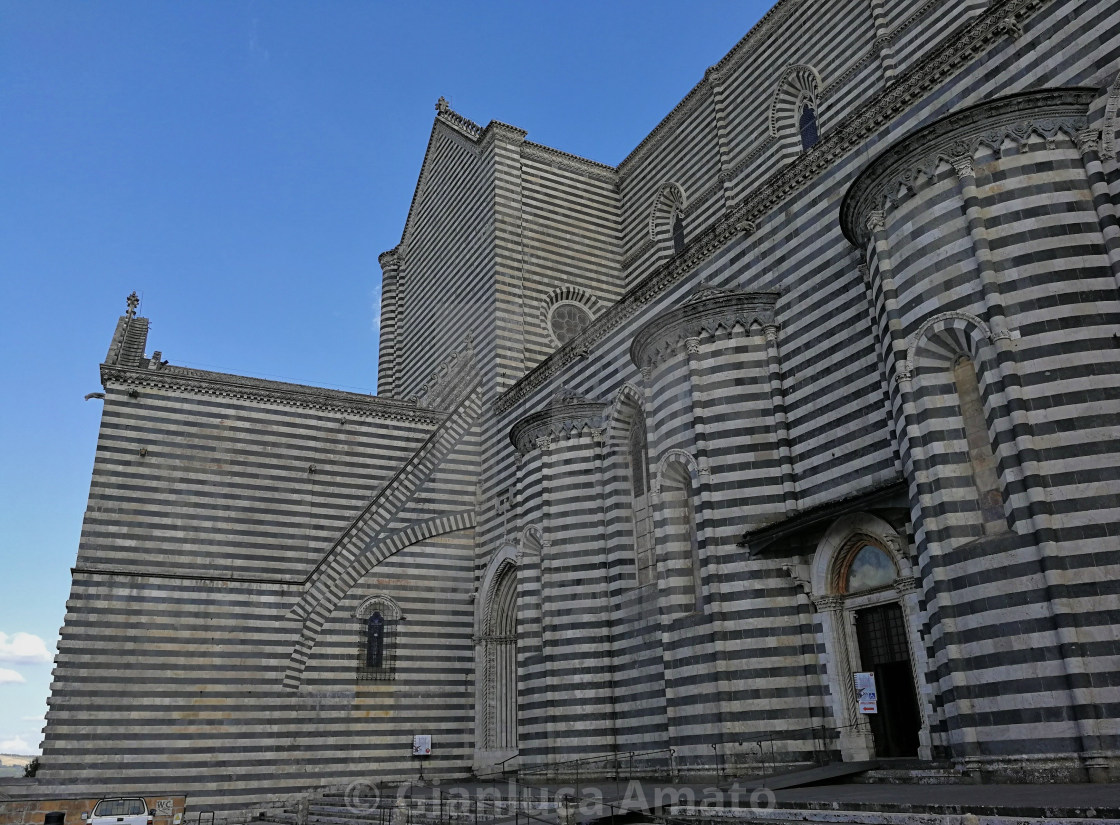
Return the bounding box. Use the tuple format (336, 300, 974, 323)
(435, 96, 450, 114)
(125, 291, 140, 320)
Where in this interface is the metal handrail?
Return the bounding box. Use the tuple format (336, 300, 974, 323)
(511, 747, 676, 781)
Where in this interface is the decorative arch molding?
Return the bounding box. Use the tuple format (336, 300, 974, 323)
(355, 593, 403, 621)
(653, 449, 701, 497)
(519, 524, 544, 555)
(647, 182, 688, 243)
(906, 311, 994, 378)
(604, 383, 646, 449)
(809, 512, 911, 598)
(769, 64, 823, 138)
(477, 544, 520, 635)
(841, 88, 1097, 247)
(630, 288, 780, 373)
(539, 286, 602, 327)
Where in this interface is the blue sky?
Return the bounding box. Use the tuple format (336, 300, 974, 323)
(0, 0, 770, 755)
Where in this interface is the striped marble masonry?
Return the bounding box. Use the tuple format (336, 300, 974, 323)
(41, 0, 1120, 817)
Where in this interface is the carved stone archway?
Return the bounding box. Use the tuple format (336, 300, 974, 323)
(474, 545, 519, 773)
(808, 513, 932, 762)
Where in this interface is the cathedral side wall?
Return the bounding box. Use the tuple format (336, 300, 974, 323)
(42, 534, 475, 817)
(490, 0, 1120, 771)
(72, 378, 436, 579)
(40, 375, 477, 813)
(516, 151, 623, 375)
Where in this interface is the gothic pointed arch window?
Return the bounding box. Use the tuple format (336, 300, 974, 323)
(356, 595, 402, 680)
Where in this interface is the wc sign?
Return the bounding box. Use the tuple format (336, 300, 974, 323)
(855, 671, 878, 714)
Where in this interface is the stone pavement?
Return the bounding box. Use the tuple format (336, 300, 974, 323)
(768, 782, 1120, 817)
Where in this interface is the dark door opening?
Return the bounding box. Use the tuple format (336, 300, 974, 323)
(855, 602, 921, 758)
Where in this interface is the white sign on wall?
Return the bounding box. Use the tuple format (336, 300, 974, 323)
(855, 671, 878, 714)
(412, 734, 432, 756)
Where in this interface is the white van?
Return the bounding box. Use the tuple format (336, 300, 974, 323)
(84, 798, 153, 825)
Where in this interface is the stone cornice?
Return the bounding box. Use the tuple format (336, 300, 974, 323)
(100, 363, 443, 425)
(379, 247, 401, 271)
(509, 393, 608, 455)
(522, 141, 619, 184)
(495, 0, 1051, 416)
(436, 107, 484, 138)
(840, 87, 1095, 247)
(630, 289, 780, 371)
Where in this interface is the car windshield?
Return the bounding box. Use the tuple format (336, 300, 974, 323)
(94, 800, 146, 817)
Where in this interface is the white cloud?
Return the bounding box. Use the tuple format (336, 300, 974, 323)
(0, 669, 26, 684)
(0, 633, 53, 665)
(0, 736, 32, 753)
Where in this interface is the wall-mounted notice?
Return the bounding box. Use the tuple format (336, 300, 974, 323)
(412, 734, 432, 756)
(855, 671, 878, 714)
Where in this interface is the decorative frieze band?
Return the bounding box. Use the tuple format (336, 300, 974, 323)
(509, 390, 609, 455)
(841, 87, 1095, 247)
(630, 288, 781, 372)
(99, 364, 441, 425)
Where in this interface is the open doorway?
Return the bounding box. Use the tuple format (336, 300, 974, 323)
(855, 602, 921, 758)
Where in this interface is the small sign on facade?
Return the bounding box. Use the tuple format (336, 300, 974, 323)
(855, 671, 878, 714)
(412, 734, 432, 756)
(155, 800, 174, 817)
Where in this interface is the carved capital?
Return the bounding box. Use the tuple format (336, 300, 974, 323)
(763, 324, 779, 343)
(1077, 128, 1101, 156)
(893, 359, 913, 384)
(865, 210, 886, 235)
(685, 337, 701, 355)
(858, 264, 872, 285)
(951, 154, 975, 180)
(640, 365, 653, 382)
(895, 575, 919, 595)
(736, 219, 757, 235)
(536, 435, 552, 452)
(814, 595, 845, 612)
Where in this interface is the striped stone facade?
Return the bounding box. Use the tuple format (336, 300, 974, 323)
(42, 0, 1120, 816)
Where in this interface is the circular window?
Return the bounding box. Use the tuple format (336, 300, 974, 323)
(843, 544, 896, 593)
(549, 303, 593, 345)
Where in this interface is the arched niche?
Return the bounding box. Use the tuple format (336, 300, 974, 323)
(474, 545, 519, 771)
